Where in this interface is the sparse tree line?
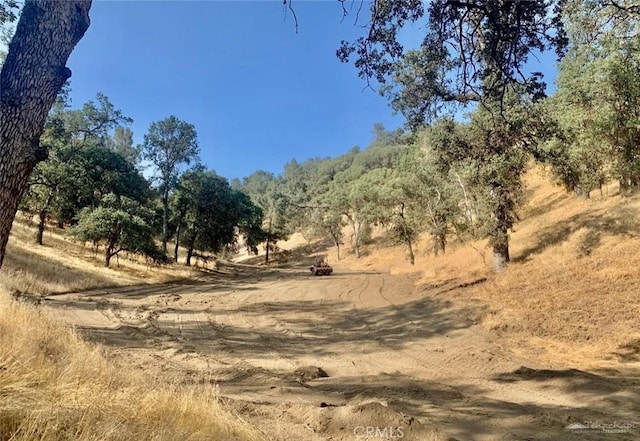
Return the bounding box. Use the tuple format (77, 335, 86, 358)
(238, 0, 640, 272)
(1, 0, 640, 273)
(17, 87, 264, 267)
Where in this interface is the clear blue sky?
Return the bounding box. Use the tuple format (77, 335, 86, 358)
(66, 1, 411, 180)
(66, 1, 557, 181)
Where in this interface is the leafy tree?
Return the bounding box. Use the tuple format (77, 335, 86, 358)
(21, 93, 141, 244)
(69, 193, 161, 267)
(0, 0, 91, 268)
(142, 115, 200, 254)
(238, 171, 292, 263)
(337, 0, 566, 271)
(173, 169, 259, 266)
(543, 0, 640, 196)
(107, 126, 139, 165)
(323, 167, 389, 259)
(392, 145, 464, 262)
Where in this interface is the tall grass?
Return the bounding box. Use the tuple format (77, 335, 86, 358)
(0, 292, 263, 441)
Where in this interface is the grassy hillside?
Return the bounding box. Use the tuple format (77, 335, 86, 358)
(336, 169, 640, 370)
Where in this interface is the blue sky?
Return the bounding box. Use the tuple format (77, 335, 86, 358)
(65, 1, 408, 180)
(65, 1, 557, 181)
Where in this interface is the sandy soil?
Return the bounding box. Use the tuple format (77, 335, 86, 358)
(43, 261, 639, 441)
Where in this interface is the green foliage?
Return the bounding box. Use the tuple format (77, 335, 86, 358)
(238, 171, 292, 262)
(142, 115, 200, 253)
(0, 0, 18, 65)
(337, 1, 566, 271)
(142, 116, 200, 189)
(172, 169, 262, 265)
(542, 1, 640, 195)
(393, 145, 464, 258)
(21, 92, 144, 244)
(339, 0, 564, 124)
(69, 194, 162, 267)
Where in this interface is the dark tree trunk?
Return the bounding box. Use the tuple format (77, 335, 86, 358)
(104, 238, 117, 267)
(185, 230, 197, 266)
(0, 0, 91, 268)
(174, 222, 181, 262)
(104, 248, 113, 267)
(265, 235, 270, 264)
(36, 189, 54, 245)
(406, 238, 415, 265)
(161, 187, 169, 253)
(492, 233, 510, 273)
(36, 209, 46, 245)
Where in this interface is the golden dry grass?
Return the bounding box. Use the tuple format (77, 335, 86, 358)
(1, 221, 211, 296)
(1, 221, 264, 441)
(330, 168, 640, 370)
(0, 290, 264, 441)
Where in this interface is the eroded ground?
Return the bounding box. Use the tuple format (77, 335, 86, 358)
(44, 262, 640, 441)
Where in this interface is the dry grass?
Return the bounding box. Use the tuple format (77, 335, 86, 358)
(0, 291, 264, 441)
(331, 168, 640, 370)
(1, 221, 210, 296)
(0, 221, 264, 441)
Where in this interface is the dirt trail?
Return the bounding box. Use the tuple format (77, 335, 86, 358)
(44, 263, 639, 440)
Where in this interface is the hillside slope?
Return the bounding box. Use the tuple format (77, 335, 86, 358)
(337, 168, 640, 371)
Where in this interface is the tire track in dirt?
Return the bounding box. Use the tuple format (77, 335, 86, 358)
(43, 265, 640, 441)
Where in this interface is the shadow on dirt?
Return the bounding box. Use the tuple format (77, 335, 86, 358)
(63, 293, 476, 359)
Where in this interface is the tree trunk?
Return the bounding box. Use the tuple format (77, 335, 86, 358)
(0, 0, 91, 268)
(348, 217, 361, 259)
(173, 222, 181, 262)
(104, 238, 117, 267)
(492, 233, 510, 273)
(36, 189, 54, 245)
(405, 238, 415, 265)
(36, 209, 47, 245)
(185, 230, 197, 266)
(161, 187, 169, 253)
(104, 248, 113, 267)
(265, 235, 270, 264)
(573, 186, 590, 200)
(619, 177, 639, 197)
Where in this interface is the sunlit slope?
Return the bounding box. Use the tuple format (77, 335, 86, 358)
(335, 168, 640, 369)
(1, 220, 210, 296)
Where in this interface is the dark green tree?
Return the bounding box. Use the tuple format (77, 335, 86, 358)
(543, 0, 640, 196)
(21, 93, 140, 244)
(69, 193, 161, 268)
(337, 0, 566, 271)
(239, 171, 292, 263)
(142, 115, 200, 254)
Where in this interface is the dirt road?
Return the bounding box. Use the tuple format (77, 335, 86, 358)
(44, 263, 639, 440)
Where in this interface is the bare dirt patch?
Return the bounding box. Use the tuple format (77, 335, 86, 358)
(43, 260, 639, 441)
